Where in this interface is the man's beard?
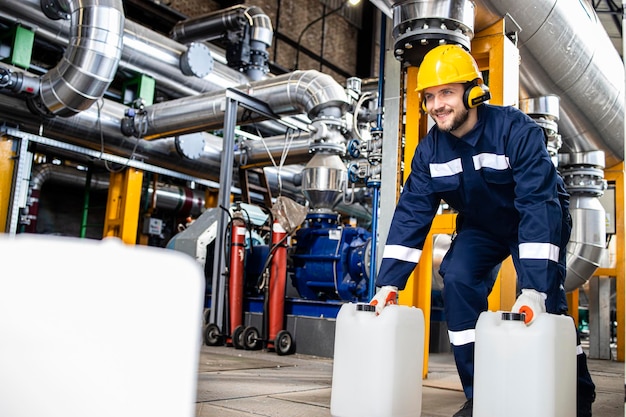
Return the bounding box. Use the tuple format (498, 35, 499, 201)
(435, 107, 469, 133)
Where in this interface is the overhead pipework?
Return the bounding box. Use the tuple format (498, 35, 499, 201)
(30, 0, 125, 117)
(391, 0, 476, 65)
(0, 0, 249, 100)
(120, 69, 349, 143)
(474, 0, 624, 169)
(170, 5, 273, 81)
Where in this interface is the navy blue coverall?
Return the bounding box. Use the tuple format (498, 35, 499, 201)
(375, 104, 595, 409)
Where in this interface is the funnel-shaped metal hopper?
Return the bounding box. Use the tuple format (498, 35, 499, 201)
(302, 153, 346, 211)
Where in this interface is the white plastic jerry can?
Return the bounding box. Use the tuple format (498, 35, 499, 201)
(473, 311, 577, 417)
(330, 303, 425, 417)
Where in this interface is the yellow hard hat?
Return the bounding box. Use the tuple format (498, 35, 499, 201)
(416, 44, 483, 93)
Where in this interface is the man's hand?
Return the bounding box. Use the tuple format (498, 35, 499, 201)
(511, 289, 547, 325)
(369, 286, 398, 315)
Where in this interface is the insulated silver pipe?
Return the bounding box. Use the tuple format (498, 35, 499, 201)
(0, 0, 248, 98)
(560, 151, 608, 292)
(0, 89, 304, 198)
(170, 5, 273, 81)
(127, 70, 349, 140)
(29, 163, 110, 192)
(34, 0, 125, 116)
(170, 4, 273, 47)
(474, 0, 625, 169)
(170, 5, 249, 43)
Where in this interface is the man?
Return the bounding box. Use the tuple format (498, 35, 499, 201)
(369, 44, 596, 417)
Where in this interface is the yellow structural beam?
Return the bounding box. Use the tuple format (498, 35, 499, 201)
(0, 136, 15, 233)
(594, 162, 624, 361)
(567, 289, 580, 326)
(103, 168, 144, 244)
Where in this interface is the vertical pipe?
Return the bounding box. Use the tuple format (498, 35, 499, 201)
(368, 186, 380, 300)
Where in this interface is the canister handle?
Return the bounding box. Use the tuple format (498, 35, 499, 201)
(356, 303, 376, 312)
(501, 312, 526, 321)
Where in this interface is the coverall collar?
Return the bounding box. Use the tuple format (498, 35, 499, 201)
(443, 104, 487, 148)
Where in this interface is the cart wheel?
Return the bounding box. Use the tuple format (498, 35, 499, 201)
(275, 330, 295, 356)
(203, 323, 223, 346)
(242, 326, 261, 350)
(232, 325, 245, 350)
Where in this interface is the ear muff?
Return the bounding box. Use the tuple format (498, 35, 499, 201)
(421, 98, 428, 113)
(463, 80, 491, 109)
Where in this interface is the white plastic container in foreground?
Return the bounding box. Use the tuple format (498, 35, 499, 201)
(330, 303, 425, 417)
(473, 311, 576, 417)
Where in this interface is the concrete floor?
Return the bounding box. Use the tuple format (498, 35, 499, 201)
(195, 343, 624, 417)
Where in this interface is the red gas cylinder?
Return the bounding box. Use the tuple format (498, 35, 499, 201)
(268, 220, 294, 355)
(228, 221, 246, 347)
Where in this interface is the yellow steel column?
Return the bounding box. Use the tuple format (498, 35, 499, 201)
(567, 289, 580, 326)
(472, 19, 520, 311)
(0, 136, 15, 232)
(205, 187, 219, 209)
(595, 162, 624, 361)
(103, 168, 144, 244)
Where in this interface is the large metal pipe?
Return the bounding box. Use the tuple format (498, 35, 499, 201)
(0, 0, 248, 98)
(31, 0, 124, 117)
(0, 92, 303, 199)
(474, 0, 624, 169)
(170, 5, 250, 43)
(124, 70, 348, 140)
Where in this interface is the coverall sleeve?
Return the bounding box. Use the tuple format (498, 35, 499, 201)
(375, 142, 440, 290)
(507, 121, 564, 294)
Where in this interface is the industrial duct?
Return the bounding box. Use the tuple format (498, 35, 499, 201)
(0, 0, 248, 98)
(121, 70, 349, 141)
(30, 0, 125, 117)
(475, 0, 624, 169)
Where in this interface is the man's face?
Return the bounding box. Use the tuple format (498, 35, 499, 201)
(422, 83, 470, 135)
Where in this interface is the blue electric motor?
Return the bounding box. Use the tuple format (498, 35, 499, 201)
(291, 212, 371, 302)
